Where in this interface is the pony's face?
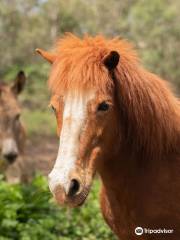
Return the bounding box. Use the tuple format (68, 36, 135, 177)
(36, 47, 120, 207)
(48, 90, 118, 207)
(0, 71, 26, 166)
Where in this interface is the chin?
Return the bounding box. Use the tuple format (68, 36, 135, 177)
(67, 197, 87, 208)
(54, 186, 91, 208)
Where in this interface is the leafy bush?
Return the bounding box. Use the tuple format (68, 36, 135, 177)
(0, 175, 116, 240)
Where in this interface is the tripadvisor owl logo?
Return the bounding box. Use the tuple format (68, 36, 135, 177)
(135, 227, 143, 235)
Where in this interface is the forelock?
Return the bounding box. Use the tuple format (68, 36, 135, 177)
(48, 33, 138, 96)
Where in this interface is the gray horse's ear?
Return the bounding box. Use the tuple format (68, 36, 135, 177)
(103, 51, 120, 71)
(11, 71, 26, 95)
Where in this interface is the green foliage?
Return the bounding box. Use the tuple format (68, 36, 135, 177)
(0, 175, 116, 240)
(127, 0, 180, 91)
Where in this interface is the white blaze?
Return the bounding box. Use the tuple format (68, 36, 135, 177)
(48, 92, 93, 194)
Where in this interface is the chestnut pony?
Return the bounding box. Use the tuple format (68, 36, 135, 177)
(37, 34, 180, 240)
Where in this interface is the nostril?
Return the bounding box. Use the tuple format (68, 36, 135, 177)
(4, 153, 18, 163)
(67, 179, 80, 197)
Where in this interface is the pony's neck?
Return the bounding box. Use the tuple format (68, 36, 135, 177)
(99, 65, 180, 192)
(98, 65, 180, 191)
(114, 64, 179, 161)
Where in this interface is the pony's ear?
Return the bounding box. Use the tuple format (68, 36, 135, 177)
(36, 48, 57, 64)
(11, 71, 26, 95)
(103, 51, 120, 71)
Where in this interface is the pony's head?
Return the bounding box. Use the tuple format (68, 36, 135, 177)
(36, 34, 136, 207)
(38, 34, 180, 209)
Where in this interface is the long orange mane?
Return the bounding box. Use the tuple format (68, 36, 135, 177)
(49, 33, 180, 160)
(48, 33, 138, 94)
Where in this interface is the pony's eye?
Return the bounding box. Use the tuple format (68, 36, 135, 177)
(51, 105, 56, 114)
(97, 101, 109, 111)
